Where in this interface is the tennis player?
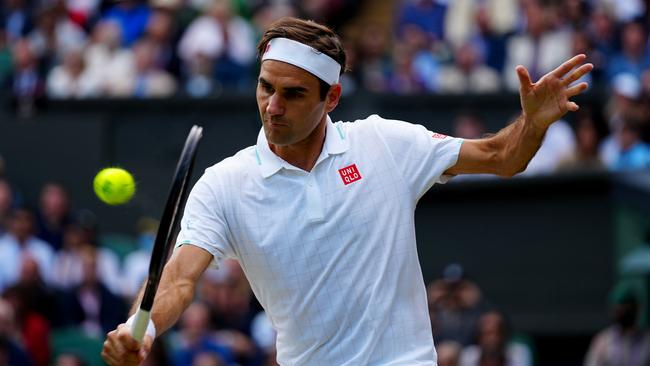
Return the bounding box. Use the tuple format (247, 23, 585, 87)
(102, 17, 593, 366)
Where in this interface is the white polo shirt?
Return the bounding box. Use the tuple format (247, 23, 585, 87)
(176, 114, 463, 366)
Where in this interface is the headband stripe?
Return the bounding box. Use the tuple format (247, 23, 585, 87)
(262, 38, 341, 85)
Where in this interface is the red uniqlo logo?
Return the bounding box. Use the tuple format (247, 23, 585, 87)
(264, 43, 271, 54)
(432, 133, 447, 139)
(338, 164, 362, 185)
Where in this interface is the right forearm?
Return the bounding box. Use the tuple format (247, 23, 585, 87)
(129, 262, 197, 336)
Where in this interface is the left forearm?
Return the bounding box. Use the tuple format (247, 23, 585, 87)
(489, 114, 547, 177)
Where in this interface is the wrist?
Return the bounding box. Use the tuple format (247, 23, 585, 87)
(522, 113, 547, 136)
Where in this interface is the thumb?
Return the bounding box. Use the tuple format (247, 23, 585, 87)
(516, 65, 533, 93)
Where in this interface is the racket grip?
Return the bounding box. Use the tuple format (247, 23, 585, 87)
(130, 308, 152, 343)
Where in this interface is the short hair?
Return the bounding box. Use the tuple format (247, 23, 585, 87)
(257, 17, 347, 100)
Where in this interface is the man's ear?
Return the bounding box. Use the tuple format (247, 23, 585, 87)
(325, 84, 342, 113)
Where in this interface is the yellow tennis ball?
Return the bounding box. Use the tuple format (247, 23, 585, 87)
(93, 167, 136, 205)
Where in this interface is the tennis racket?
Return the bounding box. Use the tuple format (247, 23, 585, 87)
(131, 125, 203, 342)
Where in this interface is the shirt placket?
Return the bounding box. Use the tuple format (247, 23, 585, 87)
(305, 171, 325, 222)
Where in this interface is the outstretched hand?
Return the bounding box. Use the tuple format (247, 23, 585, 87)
(517, 54, 593, 130)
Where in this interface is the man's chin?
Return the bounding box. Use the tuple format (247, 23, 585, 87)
(264, 129, 293, 146)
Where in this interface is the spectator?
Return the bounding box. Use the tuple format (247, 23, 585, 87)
(250, 3, 297, 38)
(438, 42, 501, 93)
(141, 337, 171, 366)
(55, 353, 86, 366)
(354, 23, 392, 92)
(14, 255, 62, 327)
(27, 2, 86, 71)
(122, 217, 157, 298)
(0, 28, 12, 86)
(183, 53, 219, 97)
(588, 5, 616, 79)
(0, 298, 33, 366)
(599, 73, 643, 166)
(52, 220, 122, 295)
(7, 38, 46, 117)
(35, 183, 72, 251)
(3, 284, 51, 366)
(83, 20, 134, 96)
(193, 351, 226, 366)
(562, 0, 591, 30)
(437, 340, 462, 366)
(570, 29, 594, 86)
(59, 246, 127, 337)
(453, 112, 486, 140)
(606, 20, 650, 81)
(198, 261, 262, 365)
(557, 109, 607, 172)
(460, 311, 533, 366)
(521, 119, 576, 175)
(449, 113, 499, 181)
(65, 0, 101, 29)
(46, 45, 100, 98)
(503, 0, 571, 91)
(0, 179, 13, 236)
(0, 208, 54, 293)
(1, 0, 33, 44)
(397, 0, 447, 44)
(597, 0, 646, 23)
(298, 0, 359, 30)
(142, 9, 180, 77)
(585, 284, 650, 366)
(128, 38, 177, 97)
(612, 116, 650, 170)
(250, 310, 277, 365)
(168, 301, 235, 366)
(428, 263, 487, 346)
(102, 0, 151, 47)
(178, 0, 255, 91)
(391, 22, 444, 93)
(444, 0, 518, 53)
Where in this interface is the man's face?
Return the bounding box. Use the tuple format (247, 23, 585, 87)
(256, 60, 329, 147)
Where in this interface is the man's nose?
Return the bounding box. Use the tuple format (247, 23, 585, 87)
(266, 93, 284, 116)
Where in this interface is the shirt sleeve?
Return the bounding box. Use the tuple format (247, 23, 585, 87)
(175, 168, 235, 269)
(370, 115, 463, 201)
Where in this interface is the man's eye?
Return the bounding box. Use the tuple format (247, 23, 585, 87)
(286, 91, 303, 99)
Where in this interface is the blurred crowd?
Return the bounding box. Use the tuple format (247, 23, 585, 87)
(0, 173, 646, 366)
(1, 0, 650, 101)
(1, 0, 650, 170)
(0, 176, 648, 364)
(0, 179, 278, 366)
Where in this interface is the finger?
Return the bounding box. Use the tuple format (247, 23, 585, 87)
(566, 101, 579, 112)
(102, 352, 121, 366)
(117, 326, 141, 351)
(562, 63, 594, 86)
(566, 82, 589, 97)
(138, 335, 153, 360)
(516, 65, 533, 91)
(103, 337, 126, 363)
(551, 54, 587, 78)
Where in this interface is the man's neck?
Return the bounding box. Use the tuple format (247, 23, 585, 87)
(269, 117, 328, 172)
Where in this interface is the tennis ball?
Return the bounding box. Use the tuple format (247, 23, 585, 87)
(93, 167, 136, 205)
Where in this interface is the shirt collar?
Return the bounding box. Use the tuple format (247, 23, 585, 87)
(255, 115, 349, 178)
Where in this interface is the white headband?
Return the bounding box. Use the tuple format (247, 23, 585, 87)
(261, 37, 341, 85)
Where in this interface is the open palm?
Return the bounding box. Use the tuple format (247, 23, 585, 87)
(518, 54, 593, 129)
